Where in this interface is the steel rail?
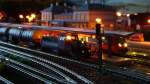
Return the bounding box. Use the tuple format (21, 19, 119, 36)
(0, 41, 94, 84)
(0, 56, 53, 84)
(0, 48, 76, 84)
(0, 75, 14, 84)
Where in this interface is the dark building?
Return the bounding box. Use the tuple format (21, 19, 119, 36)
(41, 0, 117, 30)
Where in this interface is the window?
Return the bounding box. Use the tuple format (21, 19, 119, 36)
(81, 13, 84, 21)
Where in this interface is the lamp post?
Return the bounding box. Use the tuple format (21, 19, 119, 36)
(116, 12, 122, 17)
(31, 13, 36, 18)
(25, 13, 36, 23)
(19, 14, 25, 23)
(147, 19, 150, 24)
(96, 18, 103, 71)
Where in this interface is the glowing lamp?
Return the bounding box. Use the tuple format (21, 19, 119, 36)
(19, 14, 24, 19)
(124, 43, 128, 47)
(116, 12, 122, 17)
(126, 14, 130, 17)
(147, 19, 150, 24)
(66, 35, 72, 40)
(118, 43, 122, 47)
(96, 18, 102, 24)
(31, 13, 36, 18)
(26, 15, 30, 19)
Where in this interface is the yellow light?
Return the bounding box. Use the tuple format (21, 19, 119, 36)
(86, 37, 88, 42)
(92, 35, 96, 39)
(118, 43, 122, 47)
(96, 18, 102, 24)
(143, 54, 147, 56)
(147, 19, 150, 24)
(0, 12, 4, 20)
(26, 15, 30, 19)
(116, 12, 122, 17)
(19, 14, 24, 19)
(102, 36, 105, 40)
(126, 14, 130, 17)
(124, 43, 128, 47)
(31, 13, 36, 18)
(66, 35, 72, 40)
(28, 17, 33, 22)
(81, 41, 84, 44)
(132, 52, 136, 55)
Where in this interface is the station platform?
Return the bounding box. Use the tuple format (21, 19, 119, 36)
(81, 54, 131, 65)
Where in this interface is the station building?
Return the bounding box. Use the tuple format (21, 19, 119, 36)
(41, 0, 117, 30)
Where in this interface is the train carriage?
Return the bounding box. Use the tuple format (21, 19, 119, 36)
(0, 23, 134, 57)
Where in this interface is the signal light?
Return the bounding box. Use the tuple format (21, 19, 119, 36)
(118, 43, 122, 47)
(124, 43, 128, 47)
(147, 19, 150, 24)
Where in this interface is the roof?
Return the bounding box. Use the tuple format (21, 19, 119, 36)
(75, 3, 116, 11)
(0, 23, 134, 36)
(41, 5, 73, 14)
(106, 0, 150, 14)
(41, 6, 53, 12)
(48, 27, 134, 36)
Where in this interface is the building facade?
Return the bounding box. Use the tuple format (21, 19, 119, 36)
(41, 0, 117, 30)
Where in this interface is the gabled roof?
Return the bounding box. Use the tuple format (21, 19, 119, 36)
(41, 6, 53, 12)
(41, 5, 73, 14)
(75, 3, 116, 11)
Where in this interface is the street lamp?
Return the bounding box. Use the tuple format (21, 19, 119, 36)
(31, 13, 36, 18)
(147, 19, 150, 24)
(26, 15, 29, 19)
(19, 14, 25, 23)
(116, 12, 122, 17)
(19, 14, 24, 19)
(26, 14, 36, 23)
(126, 14, 130, 17)
(95, 18, 103, 71)
(26, 15, 33, 23)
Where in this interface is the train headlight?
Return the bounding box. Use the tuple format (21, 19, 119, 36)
(66, 35, 72, 40)
(102, 36, 105, 40)
(124, 43, 128, 47)
(118, 43, 122, 47)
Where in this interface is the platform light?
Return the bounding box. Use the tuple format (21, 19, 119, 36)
(31, 13, 36, 18)
(118, 43, 122, 47)
(101, 36, 105, 40)
(19, 14, 24, 19)
(124, 43, 128, 47)
(132, 52, 136, 55)
(116, 12, 122, 17)
(126, 14, 130, 17)
(26, 15, 30, 19)
(66, 35, 72, 40)
(92, 35, 96, 39)
(147, 19, 150, 24)
(96, 18, 102, 24)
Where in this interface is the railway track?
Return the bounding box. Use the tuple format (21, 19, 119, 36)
(0, 41, 93, 84)
(0, 75, 14, 84)
(0, 41, 150, 83)
(0, 56, 54, 84)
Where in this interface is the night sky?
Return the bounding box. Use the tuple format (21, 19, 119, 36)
(0, 0, 64, 22)
(0, 0, 149, 22)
